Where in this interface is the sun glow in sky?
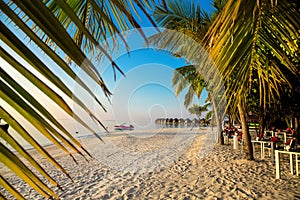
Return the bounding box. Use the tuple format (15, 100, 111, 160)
(72, 36, 209, 130)
(1, 0, 214, 143)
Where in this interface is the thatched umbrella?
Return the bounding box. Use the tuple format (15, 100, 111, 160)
(174, 118, 179, 124)
(184, 118, 191, 125)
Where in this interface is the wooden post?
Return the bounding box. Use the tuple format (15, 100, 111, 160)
(252, 142, 255, 157)
(275, 150, 280, 179)
(284, 132, 287, 144)
(261, 143, 264, 159)
(290, 154, 294, 174)
(271, 142, 274, 163)
(233, 134, 238, 150)
(296, 154, 299, 176)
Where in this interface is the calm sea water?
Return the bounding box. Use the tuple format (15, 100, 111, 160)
(3, 119, 196, 150)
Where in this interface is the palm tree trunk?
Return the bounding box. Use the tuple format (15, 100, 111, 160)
(212, 99, 224, 145)
(228, 112, 233, 129)
(238, 101, 254, 160)
(258, 112, 266, 136)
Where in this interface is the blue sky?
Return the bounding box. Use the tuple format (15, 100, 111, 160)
(1, 0, 214, 137)
(74, 25, 210, 129)
(97, 0, 215, 126)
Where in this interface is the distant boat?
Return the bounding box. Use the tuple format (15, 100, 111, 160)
(114, 124, 134, 130)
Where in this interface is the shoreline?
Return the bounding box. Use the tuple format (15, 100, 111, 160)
(17, 125, 209, 151)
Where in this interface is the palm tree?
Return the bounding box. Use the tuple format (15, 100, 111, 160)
(151, 0, 299, 160)
(203, 0, 300, 160)
(172, 65, 206, 108)
(172, 65, 224, 144)
(0, 0, 161, 198)
(188, 103, 209, 119)
(150, 0, 227, 144)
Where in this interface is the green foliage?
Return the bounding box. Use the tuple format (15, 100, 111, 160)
(0, 0, 159, 199)
(188, 103, 210, 118)
(151, 0, 300, 156)
(172, 65, 206, 107)
(203, 0, 300, 112)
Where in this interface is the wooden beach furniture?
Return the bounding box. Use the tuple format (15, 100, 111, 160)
(251, 140, 276, 162)
(275, 131, 294, 149)
(275, 150, 300, 179)
(263, 130, 274, 139)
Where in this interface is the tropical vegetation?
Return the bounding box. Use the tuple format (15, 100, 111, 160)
(0, 0, 162, 199)
(188, 103, 210, 120)
(1, 0, 300, 198)
(150, 0, 227, 144)
(152, 0, 300, 160)
(172, 64, 224, 144)
(202, 0, 300, 160)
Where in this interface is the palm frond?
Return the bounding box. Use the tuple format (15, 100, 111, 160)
(0, 106, 72, 177)
(153, 0, 207, 41)
(0, 175, 25, 200)
(203, 0, 300, 111)
(0, 129, 61, 189)
(0, 141, 59, 199)
(172, 65, 206, 107)
(0, 1, 106, 111)
(1, 0, 160, 199)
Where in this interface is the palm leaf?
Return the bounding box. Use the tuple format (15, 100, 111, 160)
(0, 81, 80, 161)
(0, 1, 106, 111)
(0, 47, 106, 140)
(203, 0, 300, 111)
(172, 65, 206, 107)
(0, 175, 25, 200)
(52, 0, 126, 79)
(1, 0, 161, 198)
(12, 0, 109, 91)
(0, 129, 61, 189)
(0, 68, 90, 157)
(0, 106, 72, 178)
(0, 142, 58, 199)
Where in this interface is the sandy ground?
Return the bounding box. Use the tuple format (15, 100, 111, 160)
(1, 127, 300, 199)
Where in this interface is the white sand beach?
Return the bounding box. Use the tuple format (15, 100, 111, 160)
(1, 127, 300, 199)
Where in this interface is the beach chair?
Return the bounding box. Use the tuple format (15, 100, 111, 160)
(285, 138, 296, 151)
(264, 131, 274, 139)
(263, 144, 272, 157)
(262, 136, 279, 157)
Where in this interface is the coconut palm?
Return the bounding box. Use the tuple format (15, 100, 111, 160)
(188, 103, 209, 119)
(172, 65, 206, 108)
(151, 0, 299, 160)
(203, 0, 300, 160)
(172, 65, 224, 144)
(151, 0, 227, 144)
(0, 0, 161, 198)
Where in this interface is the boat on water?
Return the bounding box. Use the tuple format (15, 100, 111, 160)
(114, 124, 134, 130)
